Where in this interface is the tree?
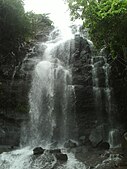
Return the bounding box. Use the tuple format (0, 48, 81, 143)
(0, 0, 29, 57)
(67, 0, 127, 57)
(0, 0, 53, 56)
(25, 12, 53, 38)
(0, 0, 53, 77)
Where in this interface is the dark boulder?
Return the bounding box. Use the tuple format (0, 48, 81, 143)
(33, 147, 45, 155)
(49, 148, 68, 163)
(98, 142, 110, 150)
(55, 153, 68, 162)
(64, 139, 78, 148)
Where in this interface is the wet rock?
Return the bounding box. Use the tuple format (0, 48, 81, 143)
(31, 150, 56, 169)
(89, 125, 104, 147)
(49, 148, 68, 163)
(33, 147, 45, 155)
(98, 142, 110, 150)
(55, 153, 68, 162)
(79, 136, 86, 145)
(64, 139, 78, 148)
(117, 157, 127, 166)
(95, 159, 118, 169)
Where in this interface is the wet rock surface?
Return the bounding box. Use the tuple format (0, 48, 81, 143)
(109, 55, 127, 131)
(0, 33, 127, 169)
(55, 153, 68, 162)
(33, 147, 68, 163)
(0, 25, 52, 147)
(66, 145, 127, 169)
(64, 139, 78, 148)
(33, 147, 45, 155)
(71, 37, 127, 158)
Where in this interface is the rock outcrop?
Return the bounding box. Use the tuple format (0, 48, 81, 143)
(71, 35, 127, 151)
(71, 36, 95, 140)
(0, 31, 127, 155)
(0, 40, 45, 147)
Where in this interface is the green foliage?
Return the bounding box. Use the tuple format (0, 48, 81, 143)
(0, 0, 53, 71)
(0, 0, 27, 42)
(25, 12, 53, 39)
(68, 0, 127, 57)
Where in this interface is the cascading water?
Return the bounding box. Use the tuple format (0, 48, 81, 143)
(0, 25, 86, 169)
(27, 31, 77, 147)
(91, 56, 103, 122)
(108, 129, 121, 148)
(92, 54, 120, 148)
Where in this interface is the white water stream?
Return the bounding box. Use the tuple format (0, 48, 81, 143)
(27, 30, 76, 147)
(0, 147, 86, 169)
(92, 55, 121, 149)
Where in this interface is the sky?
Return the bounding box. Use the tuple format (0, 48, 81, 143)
(24, 0, 71, 27)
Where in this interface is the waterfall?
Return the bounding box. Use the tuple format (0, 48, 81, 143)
(108, 129, 121, 148)
(92, 55, 120, 148)
(91, 56, 108, 124)
(0, 27, 86, 168)
(26, 30, 78, 147)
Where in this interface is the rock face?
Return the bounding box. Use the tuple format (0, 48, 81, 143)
(0, 41, 45, 147)
(109, 56, 127, 130)
(0, 31, 127, 152)
(72, 36, 97, 143)
(0, 26, 52, 147)
(0, 51, 30, 146)
(0, 20, 53, 147)
(71, 35, 127, 150)
(71, 36, 97, 143)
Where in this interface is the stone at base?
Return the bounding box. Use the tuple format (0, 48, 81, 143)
(55, 153, 68, 162)
(33, 147, 45, 155)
